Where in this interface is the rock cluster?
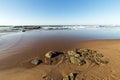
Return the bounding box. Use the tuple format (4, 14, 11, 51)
(30, 48, 109, 66)
(67, 49, 109, 65)
(30, 49, 109, 80)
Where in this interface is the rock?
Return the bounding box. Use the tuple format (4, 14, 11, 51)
(67, 51, 76, 56)
(76, 49, 88, 53)
(91, 50, 97, 54)
(94, 57, 101, 65)
(76, 49, 89, 57)
(22, 29, 26, 32)
(44, 58, 52, 65)
(67, 49, 108, 65)
(63, 76, 70, 80)
(44, 51, 64, 65)
(96, 53, 104, 58)
(45, 51, 54, 58)
(101, 58, 109, 64)
(31, 59, 42, 65)
(67, 50, 80, 57)
(87, 52, 108, 65)
(70, 57, 81, 65)
(69, 73, 74, 80)
(80, 60, 86, 65)
(62, 73, 78, 80)
(43, 49, 108, 66)
(74, 54, 80, 57)
(79, 52, 87, 57)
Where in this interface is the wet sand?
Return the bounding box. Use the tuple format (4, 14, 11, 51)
(0, 30, 120, 80)
(0, 30, 86, 70)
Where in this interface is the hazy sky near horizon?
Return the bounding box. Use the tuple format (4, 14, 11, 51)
(0, 0, 120, 25)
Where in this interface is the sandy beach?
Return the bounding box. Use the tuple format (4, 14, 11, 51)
(0, 30, 120, 80)
(1, 0, 120, 79)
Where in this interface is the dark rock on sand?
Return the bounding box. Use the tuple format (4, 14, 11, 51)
(43, 49, 109, 66)
(44, 51, 64, 65)
(29, 48, 109, 80)
(30, 49, 108, 67)
(30, 59, 42, 65)
(63, 72, 78, 80)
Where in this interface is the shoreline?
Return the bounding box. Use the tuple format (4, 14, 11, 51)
(0, 31, 119, 79)
(0, 31, 119, 69)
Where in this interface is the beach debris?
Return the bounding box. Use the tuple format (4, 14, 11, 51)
(30, 58, 42, 65)
(62, 72, 78, 80)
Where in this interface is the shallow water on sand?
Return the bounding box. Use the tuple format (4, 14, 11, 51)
(1, 29, 120, 53)
(0, 29, 120, 70)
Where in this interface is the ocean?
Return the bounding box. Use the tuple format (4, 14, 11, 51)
(1, 26, 120, 40)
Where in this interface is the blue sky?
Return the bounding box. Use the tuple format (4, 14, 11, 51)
(0, 0, 120, 25)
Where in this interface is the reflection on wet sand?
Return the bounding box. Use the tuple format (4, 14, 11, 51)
(0, 30, 87, 70)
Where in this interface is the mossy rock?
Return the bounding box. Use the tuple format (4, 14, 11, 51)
(44, 49, 109, 66)
(96, 53, 104, 58)
(69, 57, 86, 66)
(67, 51, 76, 56)
(70, 57, 81, 65)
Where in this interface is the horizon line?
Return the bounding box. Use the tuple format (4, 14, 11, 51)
(0, 24, 120, 26)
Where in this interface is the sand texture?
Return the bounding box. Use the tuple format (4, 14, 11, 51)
(0, 31, 120, 80)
